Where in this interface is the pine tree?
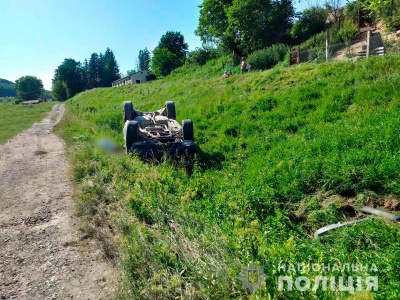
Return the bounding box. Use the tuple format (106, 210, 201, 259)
(82, 59, 89, 90)
(136, 48, 151, 71)
(102, 48, 120, 87)
(88, 53, 101, 89)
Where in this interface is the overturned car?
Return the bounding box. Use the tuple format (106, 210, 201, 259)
(123, 101, 195, 166)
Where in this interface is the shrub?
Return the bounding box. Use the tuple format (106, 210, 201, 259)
(339, 20, 358, 45)
(247, 44, 289, 71)
(307, 46, 326, 63)
(187, 47, 220, 66)
(299, 31, 326, 49)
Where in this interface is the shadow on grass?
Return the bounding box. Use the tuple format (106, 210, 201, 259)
(195, 145, 225, 171)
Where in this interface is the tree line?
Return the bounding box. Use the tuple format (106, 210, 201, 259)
(52, 48, 120, 101)
(127, 31, 188, 78)
(48, 0, 334, 102)
(51, 1, 399, 101)
(50, 31, 190, 101)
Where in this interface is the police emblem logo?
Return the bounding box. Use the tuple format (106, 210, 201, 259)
(238, 261, 268, 294)
(248, 269, 259, 284)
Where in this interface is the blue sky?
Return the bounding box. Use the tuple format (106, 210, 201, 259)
(0, 0, 320, 90)
(0, 0, 204, 90)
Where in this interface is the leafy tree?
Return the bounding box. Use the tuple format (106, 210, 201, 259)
(157, 31, 188, 60)
(228, 0, 295, 53)
(291, 6, 328, 44)
(151, 47, 179, 77)
(196, 0, 233, 45)
(51, 80, 68, 101)
(15, 75, 43, 100)
(269, 0, 297, 44)
(187, 47, 219, 66)
(137, 48, 151, 71)
(196, 0, 295, 54)
(226, 0, 273, 53)
(151, 31, 188, 77)
(53, 58, 84, 98)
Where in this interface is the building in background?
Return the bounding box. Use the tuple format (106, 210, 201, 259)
(112, 70, 155, 87)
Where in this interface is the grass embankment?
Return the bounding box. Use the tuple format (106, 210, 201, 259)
(56, 55, 400, 299)
(0, 102, 55, 144)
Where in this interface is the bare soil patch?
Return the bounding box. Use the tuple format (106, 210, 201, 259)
(0, 104, 116, 299)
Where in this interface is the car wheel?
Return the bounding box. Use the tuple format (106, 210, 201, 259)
(123, 101, 134, 123)
(125, 120, 139, 154)
(165, 101, 176, 120)
(182, 119, 194, 141)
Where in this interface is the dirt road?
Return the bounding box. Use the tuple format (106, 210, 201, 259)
(0, 104, 116, 299)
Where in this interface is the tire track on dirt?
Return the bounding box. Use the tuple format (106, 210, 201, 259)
(0, 104, 116, 299)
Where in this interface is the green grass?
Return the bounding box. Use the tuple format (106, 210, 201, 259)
(0, 102, 55, 144)
(56, 54, 400, 299)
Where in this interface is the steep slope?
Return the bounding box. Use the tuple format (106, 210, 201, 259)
(57, 54, 400, 299)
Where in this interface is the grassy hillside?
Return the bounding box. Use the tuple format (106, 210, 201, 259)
(0, 102, 55, 144)
(56, 55, 400, 299)
(0, 78, 17, 97)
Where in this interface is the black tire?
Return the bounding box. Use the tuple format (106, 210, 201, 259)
(123, 101, 134, 123)
(165, 101, 176, 120)
(125, 120, 139, 154)
(182, 119, 194, 141)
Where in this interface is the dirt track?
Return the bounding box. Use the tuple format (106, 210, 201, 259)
(0, 104, 116, 299)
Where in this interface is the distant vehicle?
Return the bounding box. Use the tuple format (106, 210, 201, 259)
(123, 101, 195, 168)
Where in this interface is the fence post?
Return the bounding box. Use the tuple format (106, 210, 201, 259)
(366, 30, 371, 58)
(326, 28, 329, 61)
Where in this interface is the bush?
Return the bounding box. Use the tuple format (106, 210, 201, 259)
(247, 44, 289, 71)
(151, 47, 183, 77)
(299, 31, 327, 49)
(187, 47, 220, 66)
(339, 20, 358, 45)
(307, 47, 326, 63)
(385, 14, 400, 31)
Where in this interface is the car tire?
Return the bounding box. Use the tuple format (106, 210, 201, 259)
(165, 101, 176, 119)
(125, 120, 139, 154)
(182, 119, 194, 141)
(123, 101, 134, 123)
